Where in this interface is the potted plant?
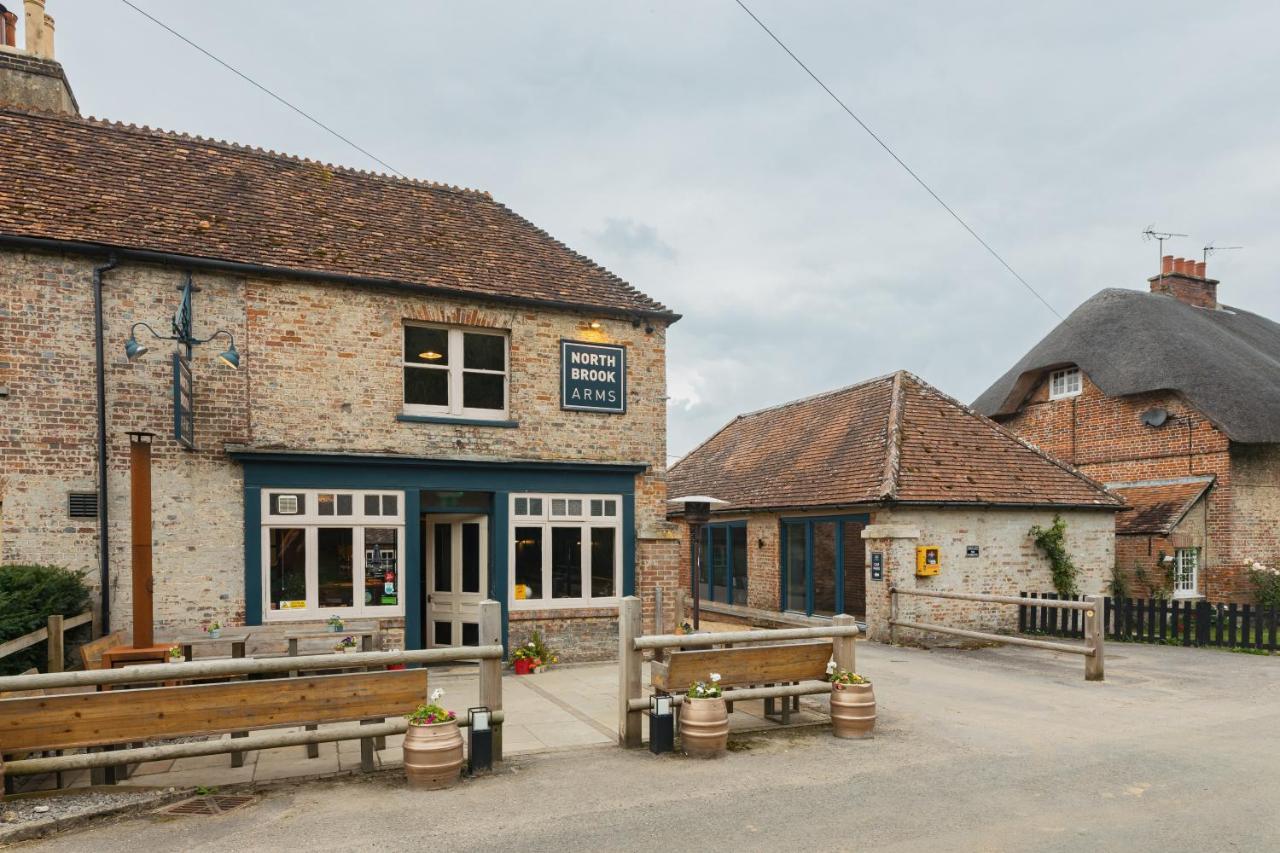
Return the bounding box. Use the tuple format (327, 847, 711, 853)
(403, 688, 463, 790)
(333, 635, 359, 654)
(511, 644, 535, 675)
(167, 645, 184, 664)
(681, 672, 728, 758)
(511, 631, 559, 674)
(206, 620, 221, 639)
(327, 614, 345, 633)
(826, 660, 875, 739)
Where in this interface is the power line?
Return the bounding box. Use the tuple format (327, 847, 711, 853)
(731, 0, 1067, 324)
(117, 0, 406, 178)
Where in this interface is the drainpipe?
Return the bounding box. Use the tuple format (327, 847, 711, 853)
(94, 254, 119, 632)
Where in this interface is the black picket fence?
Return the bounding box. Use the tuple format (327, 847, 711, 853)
(1019, 592, 1280, 651)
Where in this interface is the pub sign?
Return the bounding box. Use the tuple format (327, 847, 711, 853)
(561, 340, 626, 414)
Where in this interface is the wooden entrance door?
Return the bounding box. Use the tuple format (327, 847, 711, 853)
(426, 515, 488, 648)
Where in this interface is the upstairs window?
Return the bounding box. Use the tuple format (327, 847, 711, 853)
(1049, 367, 1082, 400)
(403, 324, 508, 419)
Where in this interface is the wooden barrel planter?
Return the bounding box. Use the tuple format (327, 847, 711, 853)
(403, 720, 464, 789)
(830, 682, 875, 739)
(680, 697, 729, 757)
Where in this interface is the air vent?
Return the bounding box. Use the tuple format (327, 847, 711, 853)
(68, 492, 99, 518)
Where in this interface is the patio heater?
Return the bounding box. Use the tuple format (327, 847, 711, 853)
(668, 495, 726, 630)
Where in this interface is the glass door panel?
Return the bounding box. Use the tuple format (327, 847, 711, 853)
(785, 523, 807, 612)
(730, 526, 748, 606)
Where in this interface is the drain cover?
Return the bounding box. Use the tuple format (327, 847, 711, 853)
(163, 795, 256, 816)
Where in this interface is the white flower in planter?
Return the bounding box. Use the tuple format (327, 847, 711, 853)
(431, 688, 444, 702)
(826, 659, 837, 675)
(710, 672, 721, 683)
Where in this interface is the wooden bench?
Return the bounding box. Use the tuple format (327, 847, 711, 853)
(0, 668, 428, 793)
(651, 640, 833, 724)
(78, 630, 127, 671)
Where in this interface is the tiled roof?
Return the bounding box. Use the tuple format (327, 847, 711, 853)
(0, 106, 673, 318)
(1108, 477, 1214, 536)
(669, 371, 1123, 512)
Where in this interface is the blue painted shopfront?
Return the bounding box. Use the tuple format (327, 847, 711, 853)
(779, 514, 869, 617)
(233, 451, 644, 653)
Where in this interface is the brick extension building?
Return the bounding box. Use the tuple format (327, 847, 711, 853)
(668, 371, 1120, 642)
(0, 11, 680, 659)
(975, 258, 1280, 602)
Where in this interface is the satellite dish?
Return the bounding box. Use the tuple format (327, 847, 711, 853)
(1140, 407, 1169, 428)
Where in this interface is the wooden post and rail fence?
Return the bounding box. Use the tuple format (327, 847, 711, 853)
(889, 587, 1105, 681)
(617, 595, 861, 747)
(0, 601, 505, 793)
(0, 610, 96, 674)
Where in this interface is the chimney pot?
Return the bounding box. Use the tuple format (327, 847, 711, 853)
(1194, 260, 1206, 278)
(41, 10, 52, 59)
(1177, 258, 1191, 275)
(1161, 254, 1175, 274)
(0, 10, 15, 48)
(22, 0, 45, 57)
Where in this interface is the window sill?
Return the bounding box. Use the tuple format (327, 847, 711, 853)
(397, 414, 518, 428)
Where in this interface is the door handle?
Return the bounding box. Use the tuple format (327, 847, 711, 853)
(427, 594, 433, 603)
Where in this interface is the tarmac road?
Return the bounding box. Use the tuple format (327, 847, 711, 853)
(19, 641, 1280, 852)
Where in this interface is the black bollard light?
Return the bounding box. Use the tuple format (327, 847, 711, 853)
(468, 706, 493, 774)
(649, 693, 675, 755)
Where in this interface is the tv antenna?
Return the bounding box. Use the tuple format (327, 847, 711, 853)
(1143, 226, 1188, 285)
(1202, 242, 1243, 266)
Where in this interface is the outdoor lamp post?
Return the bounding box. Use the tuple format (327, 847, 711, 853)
(467, 706, 493, 774)
(668, 495, 726, 630)
(648, 692, 675, 755)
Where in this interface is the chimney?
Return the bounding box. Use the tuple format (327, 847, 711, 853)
(0, 0, 78, 114)
(1149, 256, 1219, 309)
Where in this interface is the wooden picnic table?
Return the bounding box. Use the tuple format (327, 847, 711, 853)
(175, 631, 252, 662)
(283, 629, 383, 765)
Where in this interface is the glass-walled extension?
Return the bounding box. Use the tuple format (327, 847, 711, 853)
(781, 514, 868, 617)
(697, 521, 748, 605)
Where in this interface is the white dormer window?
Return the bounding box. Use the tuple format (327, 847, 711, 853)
(1049, 367, 1082, 400)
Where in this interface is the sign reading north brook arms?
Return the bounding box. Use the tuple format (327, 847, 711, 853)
(561, 340, 627, 413)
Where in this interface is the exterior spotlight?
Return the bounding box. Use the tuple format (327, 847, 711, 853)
(217, 343, 240, 370)
(467, 706, 493, 774)
(124, 335, 148, 361)
(649, 693, 675, 754)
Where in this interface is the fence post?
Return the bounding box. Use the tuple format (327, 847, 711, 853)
(832, 614, 857, 674)
(1084, 594, 1105, 682)
(618, 595, 643, 748)
(479, 600, 504, 762)
(47, 614, 64, 674)
(653, 586, 665, 664)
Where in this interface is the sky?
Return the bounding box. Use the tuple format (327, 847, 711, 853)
(46, 1, 1280, 462)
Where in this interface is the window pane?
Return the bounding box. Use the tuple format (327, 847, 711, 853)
(786, 523, 807, 612)
(567, 499, 583, 516)
(591, 527, 616, 597)
(552, 499, 567, 516)
(463, 372, 504, 410)
(463, 333, 505, 371)
(434, 621, 452, 646)
(382, 494, 398, 516)
(405, 366, 448, 406)
(604, 500, 616, 517)
(709, 527, 728, 603)
(731, 526, 748, 606)
(317, 494, 335, 516)
(461, 622, 479, 646)
(405, 326, 449, 365)
(365, 527, 399, 606)
(590, 500, 603, 517)
(270, 493, 304, 516)
(552, 527, 583, 599)
(269, 528, 307, 611)
(337, 494, 353, 515)
(433, 524, 452, 592)
(812, 522, 838, 616)
(515, 527, 543, 599)
(462, 522, 481, 594)
(529, 498, 543, 515)
(317, 528, 354, 608)
(515, 497, 528, 515)
(365, 494, 380, 516)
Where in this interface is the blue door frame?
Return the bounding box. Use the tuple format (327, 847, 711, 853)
(234, 451, 644, 654)
(779, 513, 870, 616)
(695, 521, 747, 604)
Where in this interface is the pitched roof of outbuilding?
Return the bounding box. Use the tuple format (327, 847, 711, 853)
(668, 371, 1123, 513)
(1108, 476, 1215, 536)
(0, 106, 674, 319)
(972, 288, 1280, 443)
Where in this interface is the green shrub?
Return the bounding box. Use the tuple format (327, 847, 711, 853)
(1029, 515, 1079, 597)
(0, 564, 92, 676)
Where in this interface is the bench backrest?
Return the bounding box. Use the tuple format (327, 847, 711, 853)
(0, 669, 428, 753)
(79, 630, 127, 670)
(651, 640, 832, 692)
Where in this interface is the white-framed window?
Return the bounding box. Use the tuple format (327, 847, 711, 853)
(403, 323, 509, 419)
(1173, 548, 1199, 598)
(1049, 367, 1082, 400)
(262, 489, 405, 621)
(509, 493, 622, 609)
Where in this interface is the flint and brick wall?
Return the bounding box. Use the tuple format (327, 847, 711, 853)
(0, 247, 673, 654)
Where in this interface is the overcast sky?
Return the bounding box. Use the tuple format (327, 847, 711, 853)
(51, 1, 1280, 461)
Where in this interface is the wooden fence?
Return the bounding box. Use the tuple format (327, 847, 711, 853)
(889, 587, 1105, 681)
(0, 610, 95, 673)
(1021, 593, 1280, 651)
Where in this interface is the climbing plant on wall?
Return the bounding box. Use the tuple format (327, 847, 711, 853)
(1029, 515, 1079, 597)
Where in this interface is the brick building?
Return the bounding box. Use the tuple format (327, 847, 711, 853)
(974, 258, 1280, 602)
(667, 371, 1120, 642)
(0, 8, 680, 659)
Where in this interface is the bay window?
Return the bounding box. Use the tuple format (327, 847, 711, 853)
(261, 489, 405, 620)
(510, 493, 622, 608)
(403, 324, 508, 419)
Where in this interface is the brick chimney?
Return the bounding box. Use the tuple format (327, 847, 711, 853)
(1149, 255, 1219, 309)
(0, 0, 78, 115)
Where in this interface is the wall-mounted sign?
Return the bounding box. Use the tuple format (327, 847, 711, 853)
(172, 353, 195, 450)
(561, 340, 626, 414)
(966, 545, 980, 558)
(870, 552, 884, 581)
